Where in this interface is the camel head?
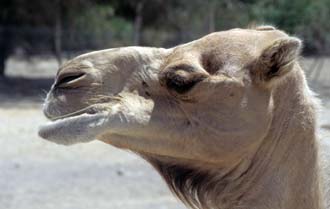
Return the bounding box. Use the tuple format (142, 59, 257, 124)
(39, 26, 302, 164)
(39, 26, 303, 207)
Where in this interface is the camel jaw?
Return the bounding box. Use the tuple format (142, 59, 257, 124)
(38, 104, 111, 145)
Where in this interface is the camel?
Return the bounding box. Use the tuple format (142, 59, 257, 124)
(39, 26, 330, 209)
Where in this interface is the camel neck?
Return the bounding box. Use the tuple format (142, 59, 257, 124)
(237, 68, 324, 209)
(198, 68, 324, 209)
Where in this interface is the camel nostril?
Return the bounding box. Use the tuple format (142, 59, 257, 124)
(55, 72, 86, 88)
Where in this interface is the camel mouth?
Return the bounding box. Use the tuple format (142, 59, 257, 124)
(47, 105, 101, 122)
(38, 103, 111, 143)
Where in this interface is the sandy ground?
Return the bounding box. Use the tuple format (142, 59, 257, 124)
(0, 107, 185, 209)
(1, 57, 330, 209)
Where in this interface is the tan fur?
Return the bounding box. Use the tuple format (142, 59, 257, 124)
(39, 27, 330, 209)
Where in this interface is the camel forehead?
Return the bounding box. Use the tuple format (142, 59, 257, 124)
(177, 28, 287, 54)
(167, 28, 288, 70)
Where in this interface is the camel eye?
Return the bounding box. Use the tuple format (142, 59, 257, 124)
(165, 70, 206, 94)
(160, 65, 208, 95)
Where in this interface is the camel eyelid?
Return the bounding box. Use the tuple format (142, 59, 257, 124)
(55, 72, 86, 88)
(168, 64, 196, 72)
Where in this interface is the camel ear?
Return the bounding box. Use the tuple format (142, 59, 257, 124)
(250, 37, 302, 86)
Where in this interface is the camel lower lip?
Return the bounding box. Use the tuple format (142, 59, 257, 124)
(38, 111, 108, 145)
(39, 112, 95, 138)
(39, 103, 115, 144)
(39, 104, 107, 140)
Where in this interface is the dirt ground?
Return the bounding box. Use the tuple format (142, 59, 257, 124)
(1, 57, 330, 209)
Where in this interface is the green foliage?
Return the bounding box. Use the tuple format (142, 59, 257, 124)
(72, 4, 133, 48)
(249, 0, 311, 33)
(0, 0, 330, 54)
(234, 0, 330, 54)
(298, 0, 330, 54)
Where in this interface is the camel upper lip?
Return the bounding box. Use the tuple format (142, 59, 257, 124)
(43, 95, 121, 121)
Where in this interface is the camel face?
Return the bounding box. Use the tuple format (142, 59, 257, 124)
(39, 27, 301, 164)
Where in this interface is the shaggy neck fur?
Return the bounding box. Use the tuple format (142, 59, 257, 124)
(147, 66, 324, 209)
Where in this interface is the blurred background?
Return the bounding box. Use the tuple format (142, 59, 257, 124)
(1, 1, 330, 209)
